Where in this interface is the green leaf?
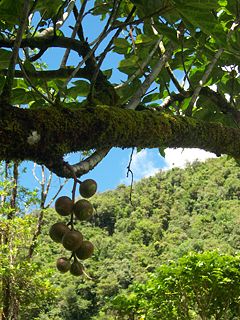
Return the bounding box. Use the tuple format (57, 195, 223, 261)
(135, 34, 158, 45)
(142, 93, 160, 104)
(118, 56, 139, 75)
(159, 147, 166, 158)
(23, 60, 36, 73)
(11, 88, 34, 105)
(114, 38, 130, 48)
(69, 80, 90, 98)
(114, 38, 131, 54)
(103, 69, 113, 80)
(0, 49, 11, 69)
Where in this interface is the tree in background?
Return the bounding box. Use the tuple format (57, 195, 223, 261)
(0, 0, 239, 177)
(112, 251, 240, 320)
(0, 162, 67, 319)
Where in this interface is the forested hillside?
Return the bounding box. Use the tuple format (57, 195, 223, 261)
(1, 157, 240, 319)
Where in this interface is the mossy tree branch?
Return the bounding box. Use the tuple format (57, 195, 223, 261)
(0, 103, 240, 177)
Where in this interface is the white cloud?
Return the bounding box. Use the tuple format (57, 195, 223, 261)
(120, 148, 217, 185)
(163, 148, 216, 170)
(121, 149, 160, 185)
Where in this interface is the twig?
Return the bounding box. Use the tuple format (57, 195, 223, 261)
(28, 164, 68, 258)
(46, 178, 68, 208)
(186, 48, 224, 116)
(180, 37, 192, 88)
(126, 43, 174, 110)
(126, 148, 135, 206)
(151, 20, 184, 93)
(115, 37, 162, 90)
(89, 0, 121, 47)
(38, 0, 76, 37)
(90, 5, 136, 94)
(60, 0, 88, 68)
(1, 0, 30, 103)
(0, 68, 91, 80)
(49, 148, 110, 178)
(18, 59, 55, 105)
(29, 48, 47, 62)
(186, 20, 240, 116)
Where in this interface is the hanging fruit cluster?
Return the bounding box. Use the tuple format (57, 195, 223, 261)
(49, 178, 97, 276)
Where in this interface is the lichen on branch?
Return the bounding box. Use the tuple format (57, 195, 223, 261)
(0, 103, 240, 177)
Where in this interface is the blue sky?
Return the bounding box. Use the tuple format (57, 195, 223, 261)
(18, 2, 216, 203)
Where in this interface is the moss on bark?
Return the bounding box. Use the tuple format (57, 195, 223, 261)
(0, 103, 240, 170)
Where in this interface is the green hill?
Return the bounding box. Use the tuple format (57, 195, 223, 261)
(35, 156, 239, 319)
(13, 157, 240, 319)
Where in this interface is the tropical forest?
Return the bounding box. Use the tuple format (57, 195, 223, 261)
(1, 156, 240, 319)
(0, 0, 240, 319)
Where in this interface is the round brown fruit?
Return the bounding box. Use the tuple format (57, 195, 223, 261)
(62, 230, 83, 251)
(49, 222, 70, 243)
(79, 179, 97, 198)
(56, 257, 71, 273)
(55, 196, 73, 216)
(70, 260, 83, 276)
(75, 240, 94, 260)
(73, 199, 93, 221)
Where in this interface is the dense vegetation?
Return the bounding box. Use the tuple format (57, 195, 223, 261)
(1, 0, 240, 176)
(1, 156, 240, 319)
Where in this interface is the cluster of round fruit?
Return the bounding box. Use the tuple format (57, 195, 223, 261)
(49, 179, 97, 276)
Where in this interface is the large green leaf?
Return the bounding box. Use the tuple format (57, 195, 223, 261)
(118, 56, 139, 75)
(0, 49, 12, 69)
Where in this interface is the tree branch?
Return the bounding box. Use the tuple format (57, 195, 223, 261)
(126, 42, 175, 109)
(60, 1, 88, 68)
(1, 0, 30, 103)
(0, 67, 91, 80)
(186, 48, 224, 116)
(0, 36, 87, 56)
(1, 103, 240, 177)
(51, 148, 110, 177)
(38, 0, 76, 37)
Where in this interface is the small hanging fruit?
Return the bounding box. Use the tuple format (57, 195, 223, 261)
(49, 166, 97, 277)
(55, 196, 73, 216)
(70, 259, 84, 276)
(62, 230, 83, 251)
(49, 222, 70, 243)
(79, 179, 97, 198)
(75, 240, 94, 260)
(73, 199, 93, 221)
(56, 257, 71, 273)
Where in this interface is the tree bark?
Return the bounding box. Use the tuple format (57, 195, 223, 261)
(1, 162, 19, 320)
(1, 103, 240, 176)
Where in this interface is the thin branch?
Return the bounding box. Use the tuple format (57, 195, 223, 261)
(32, 163, 41, 185)
(0, 67, 91, 80)
(186, 20, 240, 116)
(38, 0, 76, 37)
(0, 36, 87, 56)
(180, 38, 193, 90)
(90, 4, 136, 92)
(166, 65, 184, 93)
(28, 164, 68, 258)
(18, 59, 55, 105)
(115, 37, 162, 90)
(49, 148, 111, 178)
(29, 48, 47, 62)
(126, 43, 175, 109)
(186, 48, 224, 116)
(60, 0, 88, 68)
(1, 0, 30, 103)
(45, 177, 68, 208)
(151, 20, 184, 94)
(89, 0, 122, 47)
(126, 148, 134, 206)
